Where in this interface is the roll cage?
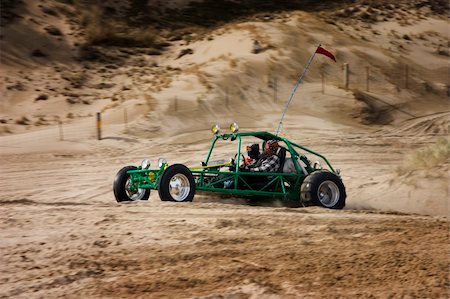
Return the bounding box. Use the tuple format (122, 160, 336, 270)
(189, 131, 336, 200)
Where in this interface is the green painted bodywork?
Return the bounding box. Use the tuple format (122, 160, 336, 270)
(127, 131, 338, 201)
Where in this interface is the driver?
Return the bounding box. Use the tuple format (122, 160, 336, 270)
(244, 143, 261, 166)
(242, 140, 280, 173)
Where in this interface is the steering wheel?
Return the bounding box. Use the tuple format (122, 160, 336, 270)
(230, 153, 246, 170)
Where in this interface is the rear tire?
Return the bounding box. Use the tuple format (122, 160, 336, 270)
(113, 166, 150, 202)
(300, 170, 346, 209)
(158, 164, 196, 202)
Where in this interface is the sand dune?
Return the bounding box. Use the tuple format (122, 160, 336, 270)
(0, 1, 449, 298)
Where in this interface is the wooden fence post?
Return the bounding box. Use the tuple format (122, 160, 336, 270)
(343, 63, 349, 91)
(58, 120, 64, 141)
(96, 112, 102, 140)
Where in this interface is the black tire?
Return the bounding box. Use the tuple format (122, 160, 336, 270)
(300, 170, 346, 209)
(158, 164, 196, 202)
(113, 166, 150, 202)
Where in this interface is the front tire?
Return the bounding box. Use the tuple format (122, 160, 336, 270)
(113, 166, 150, 202)
(300, 170, 346, 209)
(158, 164, 196, 202)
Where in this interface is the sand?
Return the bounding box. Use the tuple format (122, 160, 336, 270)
(0, 1, 449, 298)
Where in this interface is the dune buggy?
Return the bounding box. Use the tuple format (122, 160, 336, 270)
(113, 125, 346, 209)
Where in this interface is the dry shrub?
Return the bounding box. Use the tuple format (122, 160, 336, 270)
(66, 97, 80, 104)
(81, 6, 162, 49)
(40, 6, 59, 17)
(437, 46, 449, 57)
(45, 25, 63, 36)
(61, 72, 88, 88)
(16, 116, 31, 125)
(0, 126, 13, 134)
(416, 33, 428, 40)
(229, 58, 238, 68)
(397, 138, 450, 174)
(31, 49, 47, 57)
(35, 94, 48, 101)
(402, 34, 412, 41)
(190, 68, 212, 90)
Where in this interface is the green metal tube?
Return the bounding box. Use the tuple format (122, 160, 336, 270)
(290, 141, 336, 173)
(234, 135, 241, 189)
(204, 136, 219, 165)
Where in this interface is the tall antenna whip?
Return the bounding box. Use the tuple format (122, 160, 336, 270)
(275, 44, 336, 136)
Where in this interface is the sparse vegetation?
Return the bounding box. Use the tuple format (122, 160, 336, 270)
(31, 49, 47, 57)
(437, 45, 449, 56)
(7, 82, 26, 91)
(35, 94, 48, 101)
(81, 6, 164, 49)
(229, 58, 238, 68)
(85, 23, 161, 48)
(403, 34, 412, 41)
(16, 116, 31, 125)
(77, 45, 118, 62)
(95, 83, 115, 89)
(61, 72, 88, 88)
(40, 6, 59, 17)
(35, 116, 50, 126)
(44, 25, 63, 36)
(66, 0, 448, 55)
(176, 48, 194, 59)
(0, 0, 20, 26)
(66, 97, 79, 104)
(324, 0, 448, 25)
(397, 138, 450, 174)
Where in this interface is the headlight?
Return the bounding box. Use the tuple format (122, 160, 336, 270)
(158, 158, 167, 168)
(211, 124, 220, 135)
(141, 159, 151, 170)
(229, 122, 239, 133)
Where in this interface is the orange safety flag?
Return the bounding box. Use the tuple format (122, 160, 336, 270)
(315, 46, 336, 62)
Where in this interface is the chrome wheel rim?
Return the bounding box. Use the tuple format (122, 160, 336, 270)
(317, 180, 340, 207)
(169, 174, 190, 201)
(125, 178, 146, 201)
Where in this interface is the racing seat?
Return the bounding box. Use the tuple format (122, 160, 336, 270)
(276, 147, 287, 173)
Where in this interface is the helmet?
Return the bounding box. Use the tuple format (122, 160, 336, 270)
(264, 140, 279, 154)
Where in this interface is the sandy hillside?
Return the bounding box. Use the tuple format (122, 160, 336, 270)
(0, 0, 449, 298)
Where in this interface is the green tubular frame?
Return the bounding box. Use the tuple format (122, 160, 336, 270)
(192, 169, 300, 200)
(127, 167, 163, 191)
(126, 131, 337, 201)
